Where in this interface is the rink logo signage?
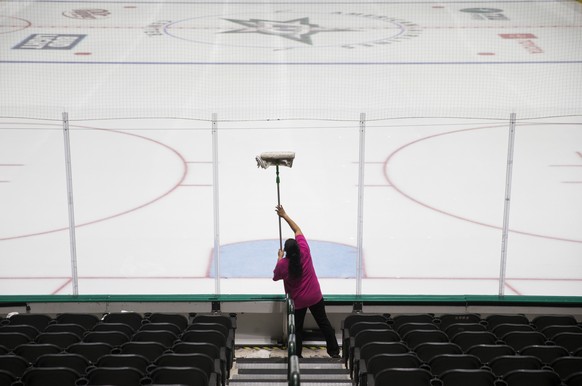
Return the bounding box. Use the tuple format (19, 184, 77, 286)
(499, 33, 544, 54)
(145, 20, 172, 37)
(460, 8, 509, 21)
(13, 34, 86, 50)
(63, 9, 111, 19)
(163, 10, 421, 50)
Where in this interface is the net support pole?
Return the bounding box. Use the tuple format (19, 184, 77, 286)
(212, 113, 221, 295)
(499, 112, 517, 296)
(356, 113, 366, 297)
(62, 112, 79, 296)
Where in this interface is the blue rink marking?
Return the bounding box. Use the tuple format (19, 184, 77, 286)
(209, 239, 357, 278)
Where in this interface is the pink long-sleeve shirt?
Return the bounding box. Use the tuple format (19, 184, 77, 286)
(273, 234, 323, 310)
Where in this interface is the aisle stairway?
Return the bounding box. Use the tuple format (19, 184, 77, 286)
(229, 356, 352, 386)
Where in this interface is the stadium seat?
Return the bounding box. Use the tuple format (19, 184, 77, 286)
(438, 368, 497, 386)
(444, 323, 487, 338)
(181, 329, 232, 372)
(13, 343, 61, 362)
(35, 331, 82, 349)
(96, 353, 150, 375)
(139, 322, 182, 336)
(414, 342, 463, 362)
(119, 341, 167, 362)
(132, 330, 178, 348)
(484, 314, 530, 331)
(551, 332, 582, 354)
(500, 331, 548, 352)
(391, 314, 436, 330)
(35, 353, 91, 375)
(348, 329, 401, 371)
(519, 345, 570, 364)
(531, 315, 578, 331)
(403, 330, 449, 350)
(0, 354, 30, 377)
(83, 331, 130, 346)
(55, 314, 100, 330)
(540, 324, 582, 339)
(398, 322, 440, 336)
(92, 322, 135, 337)
(172, 342, 225, 386)
(367, 367, 434, 386)
(344, 321, 393, 365)
(450, 331, 498, 351)
(492, 323, 535, 338)
(437, 313, 482, 331)
(145, 313, 189, 331)
(84, 366, 145, 385)
(360, 353, 423, 386)
(488, 355, 543, 377)
(148, 366, 210, 386)
(0, 332, 31, 350)
(353, 341, 410, 382)
(0, 324, 41, 339)
(44, 323, 86, 337)
(190, 313, 237, 331)
(427, 354, 482, 376)
(564, 372, 582, 386)
(66, 342, 114, 363)
(503, 369, 562, 386)
(0, 369, 17, 386)
(186, 322, 233, 348)
(341, 313, 390, 359)
(7, 314, 53, 332)
(19, 367, 82, 386)
(466, 344, 516, 364)
(102, 312, 144, 331)
(153, 353, 220, 386)
(550, 357, 582, 380)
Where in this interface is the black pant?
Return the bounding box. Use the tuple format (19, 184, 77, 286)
(294, 297, 340, 357)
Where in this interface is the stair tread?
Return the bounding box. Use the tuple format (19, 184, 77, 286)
(229, 382, 352, 385)
(232, 374, 351, 380)
(237, 363, 346, 370)
(239, 368, 348, 374)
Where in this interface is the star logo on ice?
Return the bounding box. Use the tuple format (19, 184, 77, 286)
(221, 17, 354, 45)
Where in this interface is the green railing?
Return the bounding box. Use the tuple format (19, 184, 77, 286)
(1, 294, 582, 307)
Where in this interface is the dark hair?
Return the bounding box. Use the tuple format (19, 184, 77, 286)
(284, 238, 303, 280)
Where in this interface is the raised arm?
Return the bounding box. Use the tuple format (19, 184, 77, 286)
(276, 205, 303, 236)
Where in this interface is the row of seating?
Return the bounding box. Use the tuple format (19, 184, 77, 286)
(342, 313, 582, 386)
(0, 312, 236, 386)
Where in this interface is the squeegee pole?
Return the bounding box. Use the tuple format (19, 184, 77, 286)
(276, 165, 283, 250)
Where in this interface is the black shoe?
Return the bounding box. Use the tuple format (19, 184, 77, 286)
(330, 353, 341, 359)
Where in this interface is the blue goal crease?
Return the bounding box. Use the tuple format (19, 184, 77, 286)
(208, 239, 357, 278)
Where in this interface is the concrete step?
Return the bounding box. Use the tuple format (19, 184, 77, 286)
(230, 356, 353, 385)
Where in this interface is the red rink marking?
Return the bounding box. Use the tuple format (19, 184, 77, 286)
(75, 52, 92, 55)
(478, 52, 496, 56)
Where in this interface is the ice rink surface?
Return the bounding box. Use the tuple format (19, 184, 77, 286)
(0, 0, 581, 296)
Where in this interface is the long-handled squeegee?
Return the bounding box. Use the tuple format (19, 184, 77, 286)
(256, 151, 296, 250)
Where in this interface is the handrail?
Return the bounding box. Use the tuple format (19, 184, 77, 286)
(286, 296, 300, 385)
(289, 354, 300, 386)
(288, 313, 296, 335)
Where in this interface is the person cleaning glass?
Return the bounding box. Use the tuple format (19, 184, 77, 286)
(273, 205, 340, 359)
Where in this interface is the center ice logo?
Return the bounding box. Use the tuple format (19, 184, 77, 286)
(162, 11, 421, 50)
(221, 17, 354, 45)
